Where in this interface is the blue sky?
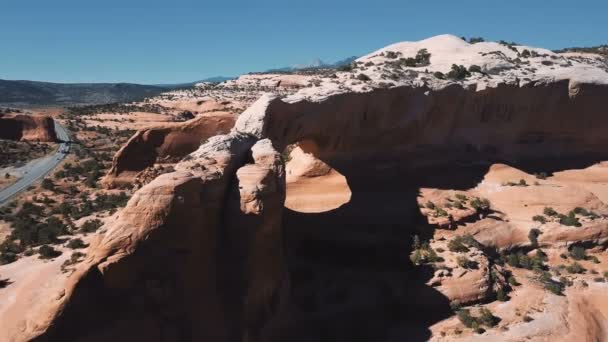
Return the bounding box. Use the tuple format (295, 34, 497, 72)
(1, 0, 606, 84)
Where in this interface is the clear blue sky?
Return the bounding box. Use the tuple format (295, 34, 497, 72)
(1, 0, 606, 84)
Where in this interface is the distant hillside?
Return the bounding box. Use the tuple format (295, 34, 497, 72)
(264, 56, 358, 73)
(0, 79, 171, 107)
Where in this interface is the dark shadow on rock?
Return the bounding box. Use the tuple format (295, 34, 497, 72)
(281, 154, 607, 341)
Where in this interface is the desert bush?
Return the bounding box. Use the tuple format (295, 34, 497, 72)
(448, 234, 482, 253)
(496, 288, 508, 301)
(532, 215, 546, 224)
(457, 309, 475, 328)
(384, 51, 400, 59)
(415, 49, 431, 66)
(425, 201, 436, 210)
(470, 197, 490, 212)
(468, 37, 485, 44)
(433, 71, 445, 79)
(455, 194, 467, 201)
(41, 178, 55, 191)
(569, 246, 586, 260)
(508, 275, 520, 286)
(559, 211, 581, 227)
(356, 73, 371, 81)
(81, 219, 103, 233)
(457, 256, 478, 269)
(66, 238, 87, 249)
(543, 207, 558, 216)
(38, 245, 62, 259)
(447, 64, 471, 80)
(521, 49, 531, 58)
(566, 262, 586, 274)
(478, 308, 499, 327)
(468, 65, 482, 73)
(404, 58, 417, 67)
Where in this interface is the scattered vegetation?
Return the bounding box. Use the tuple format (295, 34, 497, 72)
(446, 64, 471, 80)
(38, 245, 62, 259)
(457, 307, 499, 333)
(448, 234, 482, 253)
(532, 215, 546, 224)
(410, 235, 444, 265)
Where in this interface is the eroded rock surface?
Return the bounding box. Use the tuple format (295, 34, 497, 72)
(0, 113, 57, 142)
(4, 35, 608, 342)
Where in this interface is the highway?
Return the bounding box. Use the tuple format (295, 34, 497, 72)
(0, 122, 71, 206)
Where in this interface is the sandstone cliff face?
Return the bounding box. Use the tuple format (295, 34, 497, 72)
(103, 112, 235, 187)
(0, 114, 57, 142)
(8, 36, 608, 341)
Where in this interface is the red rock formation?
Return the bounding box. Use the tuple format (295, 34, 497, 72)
(103, 112, 235, 187)
(8, 78, 608, 341)
(0, 114, 57, 142)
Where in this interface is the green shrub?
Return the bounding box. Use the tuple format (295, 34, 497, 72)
(356, 73, 371, 81)
(457, 309, 475, 328)
(468, 37, 485, 44)
(448, 234, 482, 253)
(559, 212, 581, 227)
(81, 219, 103, 233)
(457, 256, 478, 269)
(544, 282, 563, 295)
(532, 215, 546, 224)
(455, 194, 468, 201)
(415, 48, 431, 66)
(543, 207, 558, 216)
(66, 238, 87, 249)
(508, 275, 520, 286)
(0, 252, 18, 265)
(435, 207, 448, 217)
(41, 178, 55, 191)
(569, 246, 586, 260)
(38, 245, 62, 259)
(496, 288, 508, 301)
(468, 65, 482, 73)
(433, 71, 445, 79)
(478, 308, 498, 327)
(470, 197, 490, 212)
(447, 64, 471, 80)
(566, 262, 586, 274)
(404, 57, 417, 67)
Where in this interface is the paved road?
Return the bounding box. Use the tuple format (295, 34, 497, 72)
(0, 122, 70, 206)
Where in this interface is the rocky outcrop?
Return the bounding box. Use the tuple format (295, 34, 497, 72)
(6, 35, 608, 341)
(9, 133, 291, 342)
(0, 114, 57, 142)
(103, 112, 235, 187)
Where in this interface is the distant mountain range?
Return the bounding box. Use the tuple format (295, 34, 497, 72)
(264, 56, 358, 73)
(0, 79, 171, 107)
(0, 56, 357, 107)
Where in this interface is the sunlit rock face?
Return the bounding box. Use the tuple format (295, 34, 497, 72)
(6, 35, 608, 342)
